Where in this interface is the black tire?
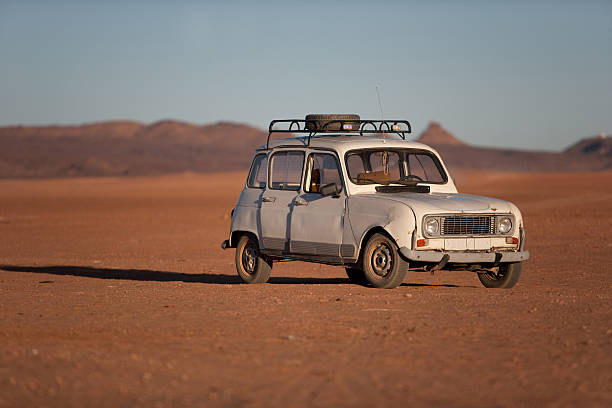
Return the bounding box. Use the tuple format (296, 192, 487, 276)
(477, 262, 522, 289)
(305, 114, 361, 132)
(235, 235, 272, 284)
(361, 233, 408, 289)
(345, 267, 367, 285)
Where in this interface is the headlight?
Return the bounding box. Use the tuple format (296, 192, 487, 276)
(425, 218, 439, 236)
(498, 217, 512, 234)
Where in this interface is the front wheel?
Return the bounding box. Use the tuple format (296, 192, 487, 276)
(477, 262, 522, 288)
(235, 235, 272, 284)
(361, 233, 408, 289)
(345, 267, 367, 285)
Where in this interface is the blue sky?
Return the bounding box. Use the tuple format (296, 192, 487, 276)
(0, 0, 610, 150)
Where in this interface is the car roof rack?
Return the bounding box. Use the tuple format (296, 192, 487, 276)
(266, 119, 412, 149)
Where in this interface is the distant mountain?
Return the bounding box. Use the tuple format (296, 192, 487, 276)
(416, 122, 466, 146)
(563, 133, 612, 163)
(416, 126, 612, 173)
(0, 120, 266, 178)
(0, 120, 609, 178)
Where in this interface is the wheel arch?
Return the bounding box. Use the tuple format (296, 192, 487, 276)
(356, 226, 399, 262)
(229, 230, 259, 248)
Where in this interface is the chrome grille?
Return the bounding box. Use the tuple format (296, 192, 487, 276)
(441, 215, 495, 236)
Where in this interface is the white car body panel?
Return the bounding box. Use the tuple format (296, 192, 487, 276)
(226, 134, 529, 266)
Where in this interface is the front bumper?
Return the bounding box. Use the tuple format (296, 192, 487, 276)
(399, 247, 530, 263)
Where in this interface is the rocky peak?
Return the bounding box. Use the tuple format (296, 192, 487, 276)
(416, 121, 466, 146)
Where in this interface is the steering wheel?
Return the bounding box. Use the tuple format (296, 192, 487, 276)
(402, 174, 423, 182)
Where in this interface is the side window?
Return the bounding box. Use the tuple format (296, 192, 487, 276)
(306, 153, 342, 193)
(247, 154, 268, 188)
(270, 151, 305, 191)
(407, 153, 445, 183)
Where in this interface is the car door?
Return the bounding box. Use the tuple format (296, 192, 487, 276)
(259, 150, 305, 253)
(289, 152, 346, 259)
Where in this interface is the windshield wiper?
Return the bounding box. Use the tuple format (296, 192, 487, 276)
(356, 177, 390, 185)
(356, 176, 426, 187)
(390, 180, 418, 186)
(395, 175, 425, 185)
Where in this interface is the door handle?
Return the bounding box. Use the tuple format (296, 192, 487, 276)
(295, 197, 308, 206)
(262, 196, 276, 203)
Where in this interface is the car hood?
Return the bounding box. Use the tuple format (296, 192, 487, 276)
(371, 192, 514, 214)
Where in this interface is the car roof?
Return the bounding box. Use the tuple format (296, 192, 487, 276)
(260, 134, 435, 154)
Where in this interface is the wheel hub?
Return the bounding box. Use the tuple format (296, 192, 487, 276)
(484, 266, 506, 281)
(371, 243, 393, 277)
(242, 243, 258, 274)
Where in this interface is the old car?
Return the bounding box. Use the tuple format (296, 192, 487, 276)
(221, 114, 529, 289)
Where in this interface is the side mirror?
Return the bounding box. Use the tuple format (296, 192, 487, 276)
(320, 183, 342, 197)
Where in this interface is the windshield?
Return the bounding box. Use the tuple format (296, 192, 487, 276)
(345, 149, 447, 185)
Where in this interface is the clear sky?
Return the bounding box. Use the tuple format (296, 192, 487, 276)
(0, 0, 610, 150)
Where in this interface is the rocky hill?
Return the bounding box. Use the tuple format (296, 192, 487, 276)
(416, 121, 466, 146)
(0, 121, 266, 178)
(0, 120, 609, 178)
(563, 133, 612, 165)
(416, 122, 611, 173)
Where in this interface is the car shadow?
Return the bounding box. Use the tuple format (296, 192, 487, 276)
(401, 282, 474, 288)
(0, 265, 348, 285)
(0, 265, 476, 287)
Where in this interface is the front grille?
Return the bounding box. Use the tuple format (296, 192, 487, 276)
(441, 215, 495, 236)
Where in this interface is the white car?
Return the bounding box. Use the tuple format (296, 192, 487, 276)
(222, 114, 529, 289)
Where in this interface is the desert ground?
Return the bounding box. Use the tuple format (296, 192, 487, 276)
(1, 170, 611, 407)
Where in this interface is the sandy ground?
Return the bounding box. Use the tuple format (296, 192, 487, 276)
(1, 170, 611, 407)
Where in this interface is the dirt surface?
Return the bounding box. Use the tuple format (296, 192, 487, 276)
(1, 171, 611, 407)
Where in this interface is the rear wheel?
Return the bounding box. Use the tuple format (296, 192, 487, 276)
(477, 262, 522, 288)
(235, 235, 272, 284)
(361, 233, 408, 289)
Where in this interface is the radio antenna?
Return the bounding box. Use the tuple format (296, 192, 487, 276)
(376, 85, 386, 140)
(376, 85, 384, 120)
